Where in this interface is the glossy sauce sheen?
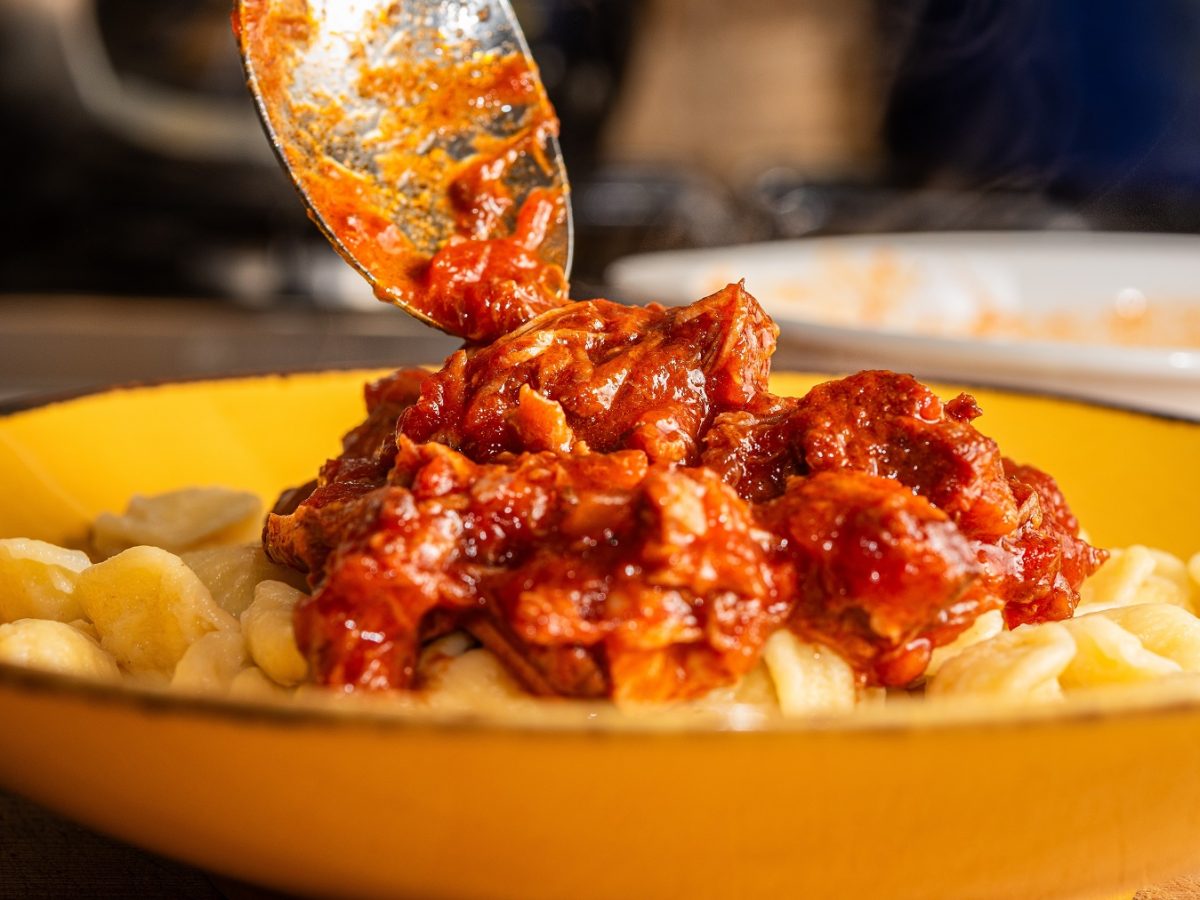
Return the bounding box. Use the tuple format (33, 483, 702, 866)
(265, 282, 1107, 699)
(246, 4, 1105, 700)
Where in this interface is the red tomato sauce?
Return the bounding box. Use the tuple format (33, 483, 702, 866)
(265, 285, 1106, 698)
(244, 3, 1106, 701)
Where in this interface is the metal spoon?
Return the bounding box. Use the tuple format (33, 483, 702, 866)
(234, 0, 572, 334)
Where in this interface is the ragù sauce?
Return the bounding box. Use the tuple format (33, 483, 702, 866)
(243, 3, 1106, 702)
(264, 284, 1106, 700)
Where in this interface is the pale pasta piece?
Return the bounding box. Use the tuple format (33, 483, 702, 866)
(420, 637, 527, 707)
(418, 631, 475, 668)
(241, 581, 308, 686)
(1145, 548, 1193, 593)
(1077, 546, 1191, 614)
(761, 631, 857, 715)
(76, 545, 237, 674)
(0, 619, 120, 681)
(1058, 614, 1180, 688)
(692, 662, 778, 712)
(171, 630, 250, 693)
(92, 487, 263, 559)
(229, 666, 292, 701)
(928, 623, 1075, 702)
(730, 662, 779, 708)
(1097, 603, 1200, 672)
(926, 609, 1005, 678)
(0, 538, 90, 624)
(1136, 548, 1193, 612)
(931, 603, 1200, 701)
(182, 544, 307, 617)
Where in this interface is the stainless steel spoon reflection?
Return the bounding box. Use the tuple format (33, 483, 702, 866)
(235, 0, 573, 336)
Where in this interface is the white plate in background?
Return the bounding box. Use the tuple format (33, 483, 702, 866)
(607, 232, 1200, 417)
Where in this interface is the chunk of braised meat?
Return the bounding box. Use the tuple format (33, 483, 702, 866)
(703, 371, 1019, 540)
(757, 470, 988, 687)
(793, 372, 1020, 541)
(702, 373, 1104, 639)
(270, 284, 777, 580)
(264, 368, 430, 575)
(292, 438, 792, 701)
(982, 460, 1109, 627)
(398, 282, 778, 465)
(699, 395, 800, 503)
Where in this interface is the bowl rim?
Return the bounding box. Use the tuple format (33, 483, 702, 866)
(4, 655, 1200, 737)
(3, 365, 1197, 425)
(2, 368, 1199, 737)
(0, 364, 388, 418)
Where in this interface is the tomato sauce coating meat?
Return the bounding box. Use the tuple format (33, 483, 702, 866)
(291, 441, 789, 701)
(243, 1, 1105, 700)
(399, 282, 776, 464)
(265, 284, 1107, 698)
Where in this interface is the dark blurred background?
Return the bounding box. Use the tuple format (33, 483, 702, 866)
(3, 0, 1200, 400)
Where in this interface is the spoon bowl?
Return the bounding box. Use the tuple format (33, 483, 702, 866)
(235, 0, 573, 333)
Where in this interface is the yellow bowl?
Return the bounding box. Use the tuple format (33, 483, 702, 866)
(1, 370, 1199, 900)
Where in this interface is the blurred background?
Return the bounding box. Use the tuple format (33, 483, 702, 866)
(3, 0, 1200, 404)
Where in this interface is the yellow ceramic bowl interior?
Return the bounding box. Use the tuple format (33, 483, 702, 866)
(1, 370, 1199, 900)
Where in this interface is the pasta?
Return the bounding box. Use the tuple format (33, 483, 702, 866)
(229, 665, 290, 700)
(0, 538, 90, 624)
(1058, 614, 1182, 688)
(76, 545, 237, 675)
(930, 604, 1200, 700)
(761, 631, 858, 715)
(418, 634, 528, 707)
(91, 487, 263, 559)
(929, 544, 1200, 701)
(1100, 602, 1200, 672)
(925, 610, 1005, 679)
(927, 623, 1077, 702)
(1076, 545, 1196, 615)
(0, 490, 317, 702)
(240, 581, 309, 687)
(2, 487, 1199, 718)
(0, 619, 121, 682)
(181, 544, 307, 617)
(171, 630, 250, 693)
